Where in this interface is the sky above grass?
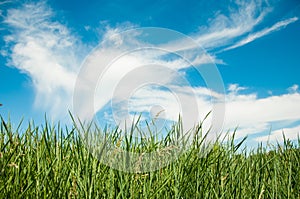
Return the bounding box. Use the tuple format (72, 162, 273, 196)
(0, 0, 300, 146)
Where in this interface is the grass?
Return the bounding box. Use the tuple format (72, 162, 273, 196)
(0, 115, 299, 198)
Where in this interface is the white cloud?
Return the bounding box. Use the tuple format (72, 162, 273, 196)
(76, 30, 220, 125)
(223, 92, 300, 139)
(191, 54, 226, 66)
(158, 1, 297, 57)
(228, 84, 247, 93)
(2, 1, 85, 120)
(99, 80, 300, 142)
(109, 79, 300, 141)
(160, 0, 271, 53)
(0, 0, 12, 5)
(0, 1, 12, 29)
(69, 25, 226, 133)
(255, 125, 300, 142)
(288, 84, 299, 93)
(224, 17, 299, 51)
(84, 25, 91, 31)
(128, 84, 300, 142)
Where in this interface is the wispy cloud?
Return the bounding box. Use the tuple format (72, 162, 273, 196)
(2, 1, 86, 119)
(160, 0, 271, 53)
(0, 0, 12, 6)
(255, 125, 300, 142)
(288, 84, 299, 93)
(224, 17, 299, 51)
(195, 0, 270, 50)
(160, 0, 297, 56)
(228, 84, 247, 94)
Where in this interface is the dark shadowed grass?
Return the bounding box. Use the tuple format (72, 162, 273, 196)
(0, 116, 299, 198)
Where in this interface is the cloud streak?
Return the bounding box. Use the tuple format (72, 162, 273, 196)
(195, 0, 270, 50)
(160, 0, 271, 53)
(224, 17, 299, 51)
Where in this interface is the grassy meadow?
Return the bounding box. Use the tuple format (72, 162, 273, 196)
(0, 116, 299, 198)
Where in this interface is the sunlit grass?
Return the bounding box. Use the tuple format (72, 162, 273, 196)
(0, 115, 299, 198)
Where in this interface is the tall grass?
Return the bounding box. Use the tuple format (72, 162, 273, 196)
(0, 116, 299, 198)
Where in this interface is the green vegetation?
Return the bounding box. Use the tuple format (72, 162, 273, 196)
(0, 116, 299, 198)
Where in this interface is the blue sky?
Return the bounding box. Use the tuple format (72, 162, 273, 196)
(0, 0, 300, 146)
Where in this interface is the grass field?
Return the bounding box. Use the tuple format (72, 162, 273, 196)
(0, 116, 299, 198)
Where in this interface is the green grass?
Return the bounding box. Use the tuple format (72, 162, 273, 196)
(0, 116, 299, 198)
